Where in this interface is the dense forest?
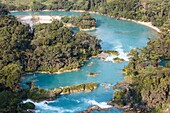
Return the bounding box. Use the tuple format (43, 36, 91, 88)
(26, 20, 101, 72)
(0, 9, 101, 112)
(1, 0, 170, 27)
(62, 12, 96, 30)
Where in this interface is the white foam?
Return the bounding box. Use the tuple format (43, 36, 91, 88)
(85, 99, 112, 109)
(23, 99, 78, 113)
(115, 45, 129, 61)
(104, 44, 130, 63)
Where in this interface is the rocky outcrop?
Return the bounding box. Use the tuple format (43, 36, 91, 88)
(69, 84, 85, 93)
(61, 87, 70, 94)
(113, 57, 125, 63)
(20, 102, 35, 110)
(104, 50, 119, 56)
(27, 88, 56, 102)
(78, 105, 109, 113)
(84, 82, 98, 92)
(53, 88, 62, 96)
(88, 62, 94, 66)
(87, 72, 97, 77)
(61, 82, 98, 94)
(27, 82, 98, 102)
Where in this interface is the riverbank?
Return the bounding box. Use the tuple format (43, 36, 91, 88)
(118, 17, 161, 33)
(12, 9, 161, 33)
(70, 10, 161, 33)
(16, 15, 62, 25)
(26, 68, 79, 75)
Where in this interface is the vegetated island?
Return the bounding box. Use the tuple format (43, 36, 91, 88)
(88, 72, 98, 77)
(26, 82, 98, 102)
(104, 50, 119, 56)
(61, 12, 96, 31)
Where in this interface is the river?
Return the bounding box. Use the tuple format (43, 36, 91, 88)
(11, 11, 156, 113)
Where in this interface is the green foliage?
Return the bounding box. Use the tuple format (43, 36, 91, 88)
(0, 64, 22, 91)
(31, 1, 46, 11)
(19, 102, 35, 110)
(104, 50, 119, 56)
(62, 13, 96, 29)
(0, 90, 29, 113)
(118, 29, 170, 111)
(113, 57, 125, 63)
(27, 88, 55, 101)
(0, 15, 32, 90)
(3, 0, 170, 27)
(25, 19, 101, 72)
(114, 90, 126, 100)
(0, 3, 9, 15)
(0, 14, 101, 112)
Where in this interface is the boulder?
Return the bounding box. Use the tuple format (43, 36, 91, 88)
(53, 88, 62, 96)
(78, 105, 109, 113)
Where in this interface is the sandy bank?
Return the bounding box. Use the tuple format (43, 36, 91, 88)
(16, 15, 96, 31)
(118, 17, 160, 32)
(27, 68, 79, 75)
(16, 15, 62, 25)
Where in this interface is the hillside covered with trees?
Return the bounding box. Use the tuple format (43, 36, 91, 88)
(26, 20, 101, 72)
(1, 0, 170, 27)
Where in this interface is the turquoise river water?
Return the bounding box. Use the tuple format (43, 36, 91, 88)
(11, 11, 156, 113)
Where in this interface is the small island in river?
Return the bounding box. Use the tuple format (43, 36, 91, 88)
(61, 12, 96, 31)
(88, 72, 98, 77)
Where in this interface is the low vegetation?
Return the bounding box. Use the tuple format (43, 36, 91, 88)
(113, 57, 125, 63)
(104, 50, 119, 56)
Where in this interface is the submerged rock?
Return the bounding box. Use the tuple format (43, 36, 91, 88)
(88, 62, 94, 66)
